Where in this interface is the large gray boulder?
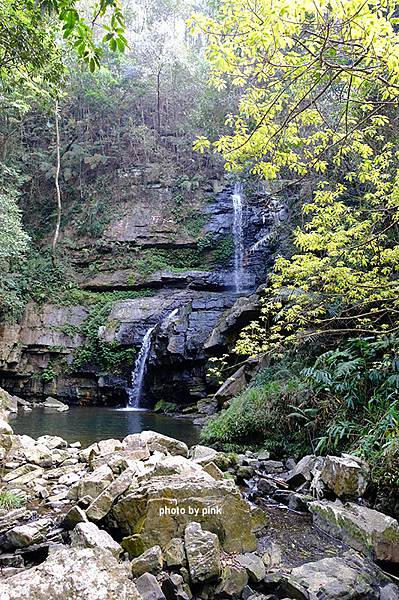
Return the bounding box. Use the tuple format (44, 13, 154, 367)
(139, 431, 188, 457)
(309, 500, 399, 563)
(184, 522, 221, 584)
(276, 553, 398, 600)
(0, 546, 141, 599)
(319, 455, 369, 499)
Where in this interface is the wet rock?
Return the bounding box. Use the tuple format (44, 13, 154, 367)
(0, 546, 140, 599)
(43, 397, 69, 412)
(319, 454, 369, 499)
(236, 553, 266, 582)
(287, 493, 313, 513)
(164, 537, 186, 567)
(4, 517, 52, 550)
(309, 500, 399, 563)
(216, 565, 248, 596)
(131, 545, 163, 577)
(112, 475, 257, 553)
(196, 398, 218, 416)
(261, 460, 285, 474)
(135, 573, 166, 600)
(184, 522, 221, 583)
(76, 464, 113, 501)
(71, 521, 122, 558)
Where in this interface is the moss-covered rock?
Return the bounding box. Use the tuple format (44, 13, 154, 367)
(309, 500, 399, 563)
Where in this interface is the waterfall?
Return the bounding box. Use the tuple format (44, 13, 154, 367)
(128, 326, 155, 409)
(232, 182, 245, 293)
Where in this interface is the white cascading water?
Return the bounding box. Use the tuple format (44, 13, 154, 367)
(232, 182, 245, 293)
(128, 326, 155, 409)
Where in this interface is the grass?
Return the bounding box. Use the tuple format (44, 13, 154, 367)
(0, 490, 25, 509)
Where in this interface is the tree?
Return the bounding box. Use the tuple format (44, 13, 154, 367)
(191, 0, 399, 354)
(190, 0, 399, 178)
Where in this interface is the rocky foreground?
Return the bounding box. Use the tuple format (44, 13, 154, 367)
(0, 390, 398, 599)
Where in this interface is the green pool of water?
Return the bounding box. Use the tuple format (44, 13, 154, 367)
(10, 406, 201, 448)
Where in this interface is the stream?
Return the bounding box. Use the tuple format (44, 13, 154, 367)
(9, 406, 201, 447)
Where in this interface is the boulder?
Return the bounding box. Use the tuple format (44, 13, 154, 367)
(319, 455, 369, 499)
(135, 573, 166, 600)
(122, 434, 151, 460)
(309, 500, 399, 563)
(4, 517, 52, 550)
(76, 464, 114, 501)
(86, 467, 136, 522)
(37, 435, 67, 450)
(71, 521, 122, 559)
(188, 445, 218, 465)
(131, 545, 163, 577)
(216, 565, 248, 597)
(140, 431, 188, 457)
(285, 455, 321, 489)
(43, 397, 69, 412)
(111, 475, 257, 553)
(279, 552, 395, 600)
(184, 522, 221, 584)
(164, 537, 186, 567)
(236, 553, 266, 582)
(0, 546, 141, 599)
(21, 444, 53, 468)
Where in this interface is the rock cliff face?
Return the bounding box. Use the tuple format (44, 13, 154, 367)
(0, 168, 289, 406)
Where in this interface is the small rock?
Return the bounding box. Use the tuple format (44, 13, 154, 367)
(131, 545, 163, 577)
(164, 537, 186, 567)
(71, 521, 122, 559)
(135, 573, 166, 600)
(62, 505, 88, 530)
(236, 553, 266, 582)
(262, 542, 282, 569)
(216, 565, 248, 596)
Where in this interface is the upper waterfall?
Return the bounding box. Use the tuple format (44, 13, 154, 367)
(232, 182, 245, 293)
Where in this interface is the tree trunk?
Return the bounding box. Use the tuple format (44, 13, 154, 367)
(157, 68, 162, 133)
(52, 99, 62, 266)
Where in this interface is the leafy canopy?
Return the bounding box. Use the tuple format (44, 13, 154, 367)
(191, 0, 399, 353)
(190, 0, 399, 178)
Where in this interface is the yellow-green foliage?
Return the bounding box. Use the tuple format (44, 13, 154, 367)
(190, 0, 399, 178)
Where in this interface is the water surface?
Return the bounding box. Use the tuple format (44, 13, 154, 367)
(10, 406, 201, 448)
